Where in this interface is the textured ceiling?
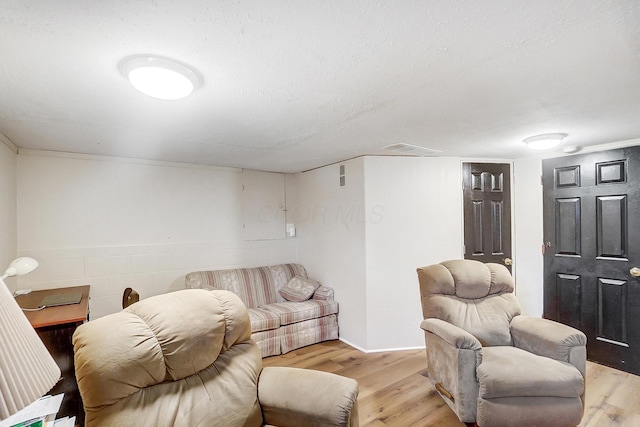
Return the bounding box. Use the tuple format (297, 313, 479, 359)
(1, 0, 639, 173)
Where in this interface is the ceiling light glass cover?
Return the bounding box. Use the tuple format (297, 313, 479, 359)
(120, 55, 201, 100)
(523, 133, 567, 150)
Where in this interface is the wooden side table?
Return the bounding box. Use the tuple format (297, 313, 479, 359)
(16, 285, 90, 426)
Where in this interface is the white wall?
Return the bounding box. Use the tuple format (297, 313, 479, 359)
(364, 156, 464, 349)
(295, 154, 545, 351)
(12, 148, 548, 348)
(294, 156, 467, 351)
(512, 157, 544, 316)
(9, 142, 635, 349)
(16, 151, 296, 318)
(0, 138, 17, 292)
(294, 158, 368, 349)
(242, 170, 286, 240)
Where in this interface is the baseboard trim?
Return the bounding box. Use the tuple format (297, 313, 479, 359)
(339, 338, 425, 353)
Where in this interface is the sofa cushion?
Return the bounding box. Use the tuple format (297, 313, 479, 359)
(280, 276, 320, 302)
(248, 308, 281, 332)
(263, 300, 339, 326)
(478, 346, 584, 399)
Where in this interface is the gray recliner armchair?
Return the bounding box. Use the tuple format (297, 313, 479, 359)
(73, 289, 359, 427)
(417, 260, 586, 427)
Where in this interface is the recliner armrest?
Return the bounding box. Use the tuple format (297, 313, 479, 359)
(258, 366, 359, 427)
(420, 318, 481, 423)
(511, 316, 587, 374)
(421, 318, 482, 350)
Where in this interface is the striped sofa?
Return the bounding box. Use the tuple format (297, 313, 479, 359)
(185, 263, 339, 357)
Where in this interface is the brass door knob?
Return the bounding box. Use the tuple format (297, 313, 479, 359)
(504, 258, 513, 266)
(630, 267, 640, 277)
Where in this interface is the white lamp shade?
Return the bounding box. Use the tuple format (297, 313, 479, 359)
(0, 272, 60, 419)
(2, 257, 39, 279)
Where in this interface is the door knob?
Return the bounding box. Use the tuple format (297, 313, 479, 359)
(631, 267, 640, 277)
(504, 258, 513, 266)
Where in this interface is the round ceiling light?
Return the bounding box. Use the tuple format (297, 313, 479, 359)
(120, 55, 201, 100)
(523, 133, 568, 150)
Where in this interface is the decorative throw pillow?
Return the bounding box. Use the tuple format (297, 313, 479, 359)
(279, 276, 320, 302)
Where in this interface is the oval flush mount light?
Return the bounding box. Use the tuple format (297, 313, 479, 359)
(120, 55, 201, 100)
(523, 133, 568, 150)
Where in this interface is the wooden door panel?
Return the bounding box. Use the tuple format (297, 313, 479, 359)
(556, 165, 581, 187)
(491, 200, 504, 254)
(543, 146, 640, 375)
(596, 195, 627, 259)
(471, 200, 484, 255)
(556, 197, 581, 256)
(556, 273, 582, 330)
(597, 159, 626, 184)
(597, 278, 628, 346)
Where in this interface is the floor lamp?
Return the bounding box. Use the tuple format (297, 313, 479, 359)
(0, 257, 61, 420)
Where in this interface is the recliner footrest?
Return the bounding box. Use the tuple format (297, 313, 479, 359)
(478, 346, 584, 399)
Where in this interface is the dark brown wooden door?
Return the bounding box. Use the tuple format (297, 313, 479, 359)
(463, 163, 512, 270)
(543, 146, 640, 375)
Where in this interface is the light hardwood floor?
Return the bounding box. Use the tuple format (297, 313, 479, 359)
(262, 340, 640, 427)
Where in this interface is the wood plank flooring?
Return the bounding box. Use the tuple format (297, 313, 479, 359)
(262, 340, 640, 427)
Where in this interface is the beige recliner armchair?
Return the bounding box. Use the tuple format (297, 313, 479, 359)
(417, 260, 586, 427)
(73, 289, 359, 427)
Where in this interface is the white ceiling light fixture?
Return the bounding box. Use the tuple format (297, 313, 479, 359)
(120, 55, 201, 100)
(523, 133, 567, 150)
